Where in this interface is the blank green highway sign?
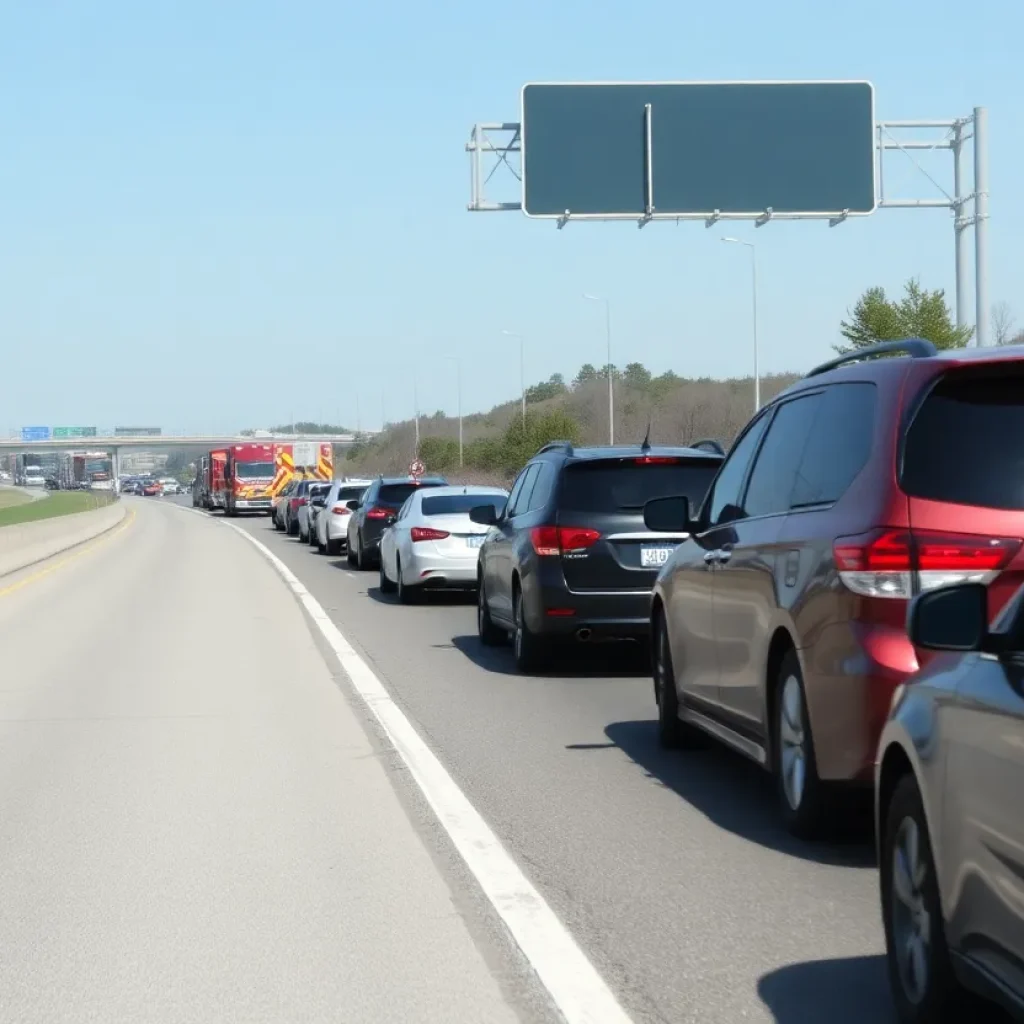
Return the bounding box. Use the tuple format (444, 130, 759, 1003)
(52, 427, 98, 438)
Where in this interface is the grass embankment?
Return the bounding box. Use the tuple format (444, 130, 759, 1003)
(0, 491, 117, 527)
(0, 489, 32, 510)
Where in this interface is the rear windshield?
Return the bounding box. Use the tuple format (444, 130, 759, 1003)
(559, 459, 720, 513)
(338, 486, 367, 502)
(903, 371, 1024, 510)
(421, 494, 506, 517)
(378, 482, 442, 505)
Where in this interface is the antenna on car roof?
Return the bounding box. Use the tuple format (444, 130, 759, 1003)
(640, 420, 652, 452)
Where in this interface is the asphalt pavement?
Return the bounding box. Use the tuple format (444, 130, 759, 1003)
(0, 498, 547, 1024)
(188, 498, 896, 1024)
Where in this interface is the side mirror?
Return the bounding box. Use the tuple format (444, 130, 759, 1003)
(346, 499, 361, 511)
(907, 583, 988, 652)
(469, 504, 499, 526)
(643, 495, 692, 533)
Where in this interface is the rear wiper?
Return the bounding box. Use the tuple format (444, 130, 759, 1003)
(618, 504, 646, 511)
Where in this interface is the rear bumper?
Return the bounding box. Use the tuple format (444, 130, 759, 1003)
(803, 620, 919, 783)
(526, 572, 652, 639)
(326, 516, 351, 542)
(235, 499, 272, 510)
(405, 551, 479, 589)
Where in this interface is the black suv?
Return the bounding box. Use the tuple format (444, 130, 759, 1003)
(471, 441, 724, 672)
(347, 475, 448, 569)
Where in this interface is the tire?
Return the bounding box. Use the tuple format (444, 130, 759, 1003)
(287, 515, 299, 537)
(274, 515, 284, 532)
(881, 774, 971, 1024)
(477, 577, 505, 646)
(774, 651, 829, 839)
(299, 525, 308, 543)
(396, 557, 418, 604)
(356, 535, 369, 570)
(513, 584, 548, 673)
(347, 544, 357, 566)
(379, 557, 396, 594)
(326, 538, 342, 556)
(652, 609, 703, 749)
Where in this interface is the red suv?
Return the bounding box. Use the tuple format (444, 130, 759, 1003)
(646, 338, 1024, 838)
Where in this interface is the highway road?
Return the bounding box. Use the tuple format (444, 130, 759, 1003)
(0, 493, 898, 1024)
(0, 498, 551, 1024)
(171, 497, 894, 1024)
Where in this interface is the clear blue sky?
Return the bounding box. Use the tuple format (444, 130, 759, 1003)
(1, 0, 1020, 433)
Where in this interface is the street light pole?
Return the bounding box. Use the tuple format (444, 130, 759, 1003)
(721, 238, 760, 413)
(501, 330, 526, 426)
(584, 294, 614, 444)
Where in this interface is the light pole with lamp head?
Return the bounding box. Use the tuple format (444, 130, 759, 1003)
(721, 237, 760, 413)
(583, 293, 614, 444)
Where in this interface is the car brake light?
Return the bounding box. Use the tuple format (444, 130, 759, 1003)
(530, 526, 602, 556)
(331, 506, 351, 516)
(410, 526, 450, 542)
(634, 456, 678, 465)
(366, 506, 390, 519)
(833, 528, 1021, 599)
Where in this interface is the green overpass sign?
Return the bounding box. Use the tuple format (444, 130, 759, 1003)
(52, 426, 97, 438)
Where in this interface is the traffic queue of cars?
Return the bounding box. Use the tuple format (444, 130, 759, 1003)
(259, 338, 1023, 1023)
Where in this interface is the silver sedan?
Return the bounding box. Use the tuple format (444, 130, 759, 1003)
(378, 485, 508, 603)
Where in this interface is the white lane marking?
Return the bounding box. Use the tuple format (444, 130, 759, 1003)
(219, 519, 635, 1024)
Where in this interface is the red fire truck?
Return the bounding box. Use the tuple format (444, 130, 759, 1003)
(206, 442, 333, 516)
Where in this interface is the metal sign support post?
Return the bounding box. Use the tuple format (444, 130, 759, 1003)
(467, 105, 991, 344)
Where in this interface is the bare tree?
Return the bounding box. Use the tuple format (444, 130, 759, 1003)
(992, 301, 1016, 345)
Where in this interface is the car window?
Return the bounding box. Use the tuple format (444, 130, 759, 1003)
(526, 463, 555, 513)
(559, 458, 720, 514)
(421, 493, 506, 516)
(902, 369, 1024, 509)
(503, 467, 532, 518)
(507, 465, 540, 517)
(337, 485, 367, 504)
(705, 413, 771, 526)
(743, 394, 823, 518)
(790, 383, 877, 508)
(377, 483, 429, 505)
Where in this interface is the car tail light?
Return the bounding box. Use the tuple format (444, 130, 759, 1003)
(833, 528, 1021, 599)
(634, 456, 678, 465)
(411, 526, 450, 542)
(366, 506, 390, 520)
(530, 526, 602, 556)
(331, 505, 350, 516)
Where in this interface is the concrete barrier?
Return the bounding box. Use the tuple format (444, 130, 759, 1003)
(0, 500, 127, 578)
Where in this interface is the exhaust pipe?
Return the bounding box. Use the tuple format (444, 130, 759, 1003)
(576, 628, 592, 642)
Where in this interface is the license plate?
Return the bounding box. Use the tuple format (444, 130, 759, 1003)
(466, 535, 485, 549)
(640, 545, 674, 568)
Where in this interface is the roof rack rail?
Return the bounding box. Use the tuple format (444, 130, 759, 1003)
(805, 338, 937, 379)
(689, 438, 725, 456)
(536, 440, 574, 456)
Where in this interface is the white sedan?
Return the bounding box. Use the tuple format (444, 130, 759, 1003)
(378, 485, 508, 603)
(312, 479, 373, 555)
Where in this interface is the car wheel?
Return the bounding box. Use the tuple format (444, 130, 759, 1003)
(379, 557, 396, 594)
(326, 539, 342, 556)
(356, 535, 368, 570)
(396, 557, 418, 604)
(287, 515, 299, 537)
(477, 578, 505, 646)
(653, 609, 703, 749)
(299, 526, 308, 542)
(774, 651, 829, 839)
(274, 514, 284, 532)
(513, 585, 547, 674)
(347, 542, 357, 566)
(881, 774, 970, 1023)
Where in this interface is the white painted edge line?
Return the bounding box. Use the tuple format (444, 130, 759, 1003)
(214, 515, 634, 1024)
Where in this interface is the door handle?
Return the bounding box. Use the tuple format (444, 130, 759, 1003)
(703, 550, 719, 565)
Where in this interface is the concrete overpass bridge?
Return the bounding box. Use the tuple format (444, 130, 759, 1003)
(0, 433, 373, 453)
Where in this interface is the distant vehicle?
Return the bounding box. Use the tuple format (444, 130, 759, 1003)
(650, 338, 1024, 839)
(273, 478, 323, 536)
(347, 476, 449, 570)
(297, 481, 331, 542)
(878, 581, 1024, 1023)
(160, 478, 182, 495)
(379, 485, 509, 602)
(22, 466, 46, 488)
(311, 479, 372, 555)
(121, 477, 138, 494)
(141, 479, 162, 497)
(473, 440, 723, 673)
(210, 444, 275, 514)
(44, 476, 60, 490)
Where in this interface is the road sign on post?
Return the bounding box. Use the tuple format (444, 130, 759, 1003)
(20, 426, 50, 442)
(519, 81, 876, 222)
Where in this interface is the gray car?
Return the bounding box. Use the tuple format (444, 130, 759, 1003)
(877, 580, 1024, 1023)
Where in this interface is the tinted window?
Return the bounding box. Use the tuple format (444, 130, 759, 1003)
(422, 494, 506, 517)
(903, 371, 1024, 509)
(508, 465, 539, 517)
(744, 394, 823, 518)
(791, 383, 876, 507)
(503, 468, 531, 517)
(560, 459, 720, 514)
(526, 463, 555, 512)
(377, 482, 442, 505)
(707, 415, 770, 525)
(337, 486, 367, 502)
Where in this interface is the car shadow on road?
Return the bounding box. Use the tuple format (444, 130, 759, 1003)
(451, 634, 649, 679)
(365, 587, 477, 606)
(757, 956, 895, 1023)
(584, 719, 876, 866)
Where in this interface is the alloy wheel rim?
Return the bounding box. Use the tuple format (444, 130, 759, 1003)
(779, 675, 807, 810)
(891, 816, 931, 1005)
